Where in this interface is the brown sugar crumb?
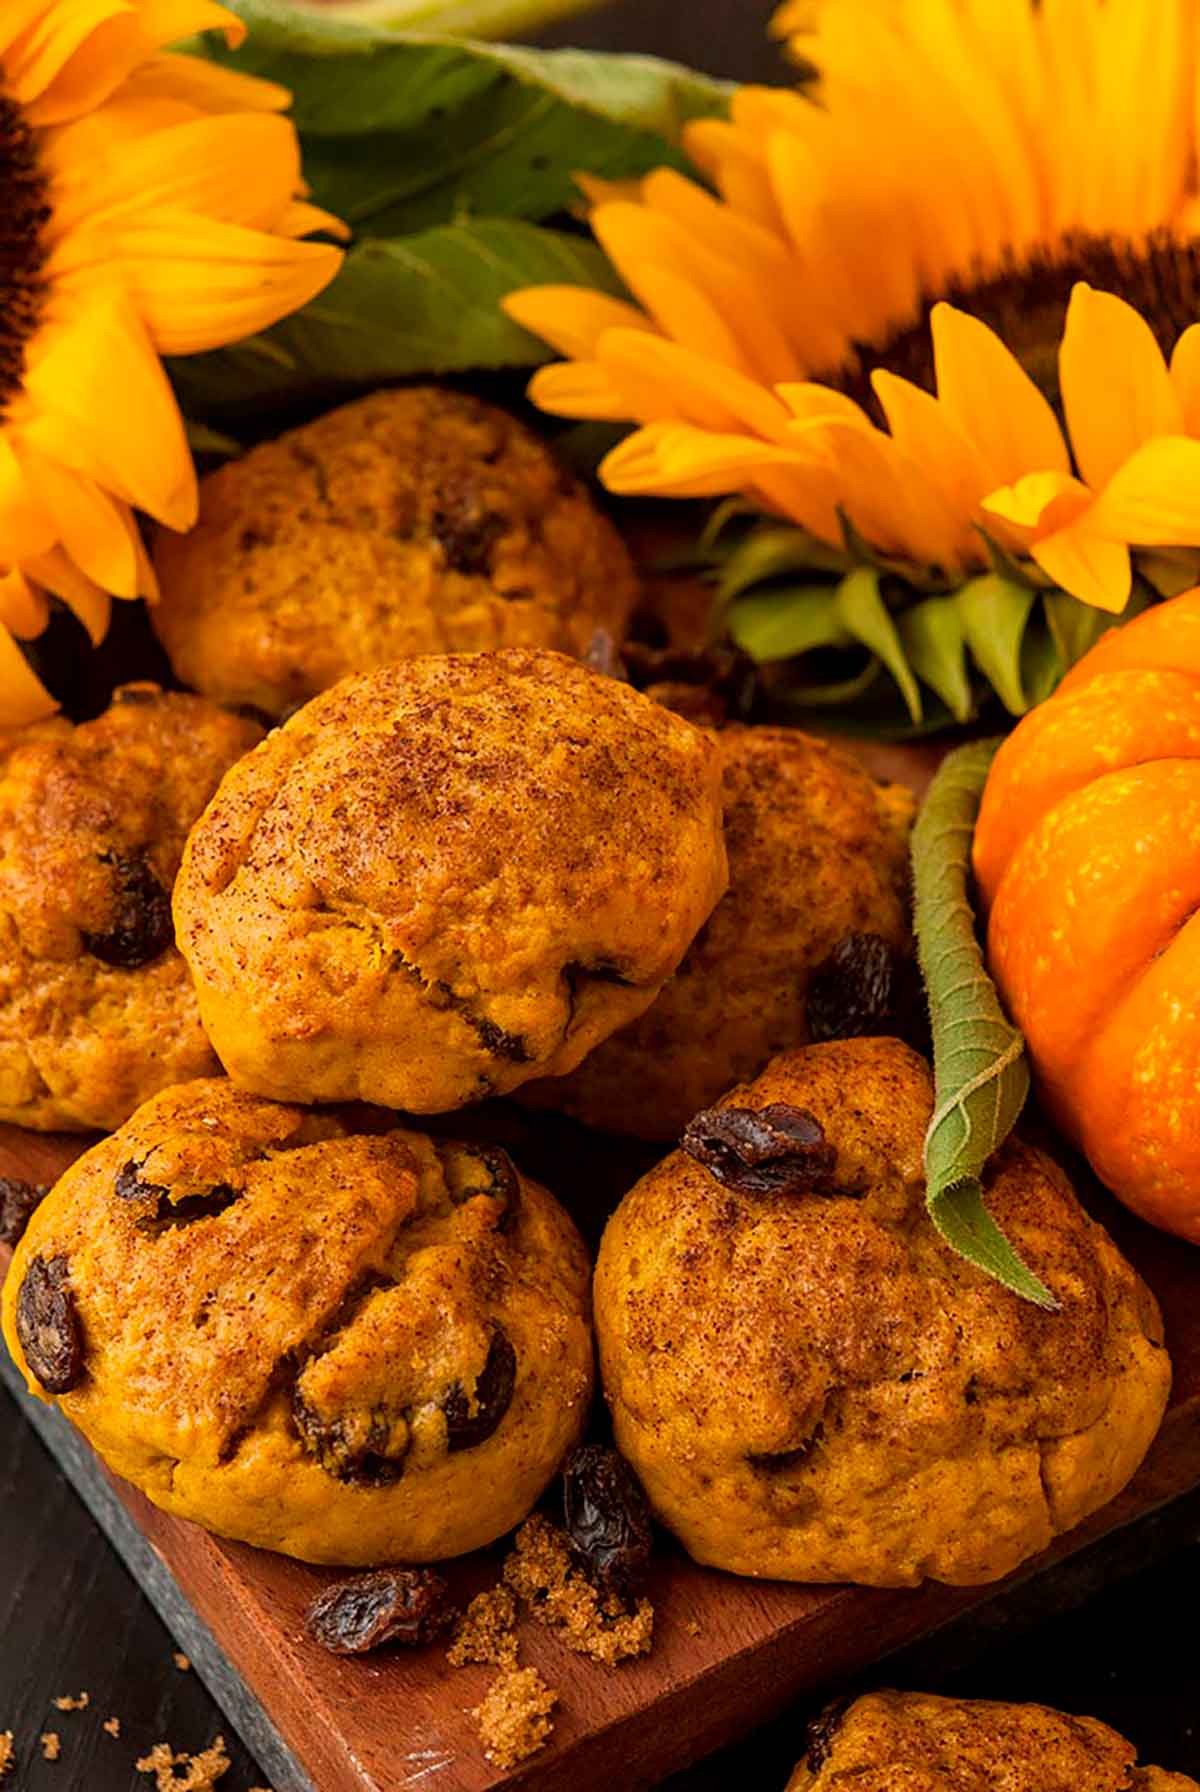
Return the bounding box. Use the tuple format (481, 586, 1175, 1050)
(135, 1735, 230, 1791)
(103, 1718, 121, 1738)
(0, 1733, 13, 1780)
(473, 1665, 557, 1770)
(503, 1515, 654, 1665)
(173, 1652, 192, 1673)
(684, 1617, 702, 1637)
(53, 1692, 89, 1711)
(40, 1733, 60, 1761)
(448, 1586, 519, 1669)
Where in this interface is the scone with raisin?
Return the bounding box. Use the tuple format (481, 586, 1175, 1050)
(174, 650, 728, 1112)
(0, 688, 262, 1132)
(595, 1037, 1170, 1586)
(151, 387, 639, 718)
(522, 727, 916, 1139)
(789, 1691, 1198, 1789)
(2, 1079, 593, 1564)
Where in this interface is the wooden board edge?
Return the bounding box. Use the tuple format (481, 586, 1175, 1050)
(0, 1351, 315, 1792)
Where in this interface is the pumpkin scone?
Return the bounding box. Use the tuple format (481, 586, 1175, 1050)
(174, 649, 728, 1112)
(594, 1038, 1170, 1586)
(1, 1079, 594, 1565)
(0, 687, 262, 1132)
(151, 387, 639, 718)
(521, 726, 917, 1139)
(787, 1690, 1199, 1789)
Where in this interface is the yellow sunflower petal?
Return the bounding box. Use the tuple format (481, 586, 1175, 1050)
(22, 546, 114, 642)
(0, 434, 56, 561)
(1059, 283, 1182, 489)
(1032, 522, 1132, 614)
(871, 368, 994, 521)
(981, 469, 1090, 538)
(0, 570, 51, 642)
(597, 333, 792, 438)
(1170, 323, 1200, 435)
(0, 626, 58, 727)
(15, 443, 139, 605)
(118, 50, 290, 115)
(1086, 436, 1200, 545)
(789, 414, 967, 569)
(525, 361, 642, 424)
(18, 0, 244, 126)
(503, 288, 658, 361)
(931, 301, 1070, 485)
(136, 1, 246, 51)
(776, 383, 874, 427)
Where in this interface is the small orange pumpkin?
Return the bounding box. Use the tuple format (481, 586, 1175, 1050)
(975, 587, 1200, 1244)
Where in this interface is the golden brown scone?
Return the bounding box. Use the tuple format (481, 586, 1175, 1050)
(0, 688, 262, 1133)
(151, 388, 639, 718)
(786, 1690, 1198, 1789)
(522, 727, 916, 1138)
(174, 649, 728, 1112)
(594, 1038, 1170, 1586)
(1, 1079, 593, 1565)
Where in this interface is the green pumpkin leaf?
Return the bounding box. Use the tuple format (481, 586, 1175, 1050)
(170, 222, 623, 415)
(725, 586, 849, 662)
(897, 596, 973, 724)
(956, 574, 1036, 716)
(201, 3, 731, 233)
(835, 567, 923, 723)
(912, 741, 1057, 1310)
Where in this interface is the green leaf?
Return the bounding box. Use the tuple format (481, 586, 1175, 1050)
(835, 567, 923, 723)
(912, 741, 1058, 1309)
(716, 526, 831, 604)
(1019, 614, 1065, 709)
(1043, 589, 1117, 670)
(725, 586, 848, 662)
(170, 221, 622, 415)
(897, 596, 974, 724)
(281, 0, 605, 34)
(200, 4, 731, 233)
(956, 574, 1036, 716)
(1138, 547, 1200, 599)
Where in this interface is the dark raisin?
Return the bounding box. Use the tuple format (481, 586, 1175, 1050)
(443, 1325, 517, 1451)
(439, 1143, 519, 1215)
(114, 1160, 237, 1229)
(306, 1568, 452, 1655)
(806, 933, 930, 1054)
(622, 640, 763, 725)
(682, 1103, 838, 1196)
(805, 1695, 854, 1772)
(82, 848, 173, 969)
(563, 1444, 653, 1601)
(15, 1255, 83, 1394)
(431, 484, 506, 575)
(292, 1393, 410, 1486)
(111, 684, 160, 706)
(0, 1177, 47, 1247)
(583, 628, 629, 682)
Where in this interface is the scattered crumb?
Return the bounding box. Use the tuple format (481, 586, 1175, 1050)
(0, 1733, 13, 1780)
(40, 1733, 60, 1762)
(135, 1735, 230, 1791)
(448, 1586, 520, 1669)
(53, 1692, 89, 1711)
(503, 1515, 654, 1665)
(173, 1652, 192, 1673)
(103, 1717, 121, 1738)
(684, 1617, 702, 1637)
(473, 1665, 557, 1770)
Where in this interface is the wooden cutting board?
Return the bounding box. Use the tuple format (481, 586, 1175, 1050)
(4, 1093, 1200, 1792)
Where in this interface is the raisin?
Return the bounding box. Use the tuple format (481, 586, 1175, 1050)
(443, 1326, 517, 1451)
(0, 1177, 47, 1247)
(806, 933, 930, 1054)
(114, 1160, 237, 1229)
(292, 1393, 410, 1487)
(15, 1255, 83, 1394)
(111, 684, 161, 706)
(431, 484, 506, 575)
(563, 1444, 653, 1600)
(82, 848, 173, 969)
(439, 1143, 519, 1215)
(805, 1695, 853, 1772)
(682, 1103, 838, 1197)
(622, 640, 762, 725)
(306, 1568, 452, 1656)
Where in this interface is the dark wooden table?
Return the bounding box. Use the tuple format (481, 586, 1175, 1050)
(3, 4, 1200, 1789)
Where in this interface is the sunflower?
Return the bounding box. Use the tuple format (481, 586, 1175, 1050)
(505, 0, 1200, 723)
(0, 0, 344, 724)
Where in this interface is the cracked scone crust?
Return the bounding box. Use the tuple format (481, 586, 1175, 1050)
(594, 1038, 1171, 1587)
(787, 1690, 1199, 1789)
(150, 387, 640, 718)
(522, 727, 916, 1139)
(0, 688, 262, 1132)
(1, 1079, 594, 1565)
(174, 649, 728, 1112)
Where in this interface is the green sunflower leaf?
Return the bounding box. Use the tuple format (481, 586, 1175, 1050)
(897, 596, 974, 724)
(725, 586, 849, 662)
(716, 527, 832, 604)
(835, 567, 923, 724)
(1019, 615, 1065, 709)
(170, 221, 622, 415)
(912, 741, 1058, 1311)
(956, 574, 1036, 716)
(201, 3, 731, 233)
(275, 0, 604, 34)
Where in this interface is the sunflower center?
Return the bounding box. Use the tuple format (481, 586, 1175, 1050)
(0, 90, 50, 414)
(833, 230, 1200, 415)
